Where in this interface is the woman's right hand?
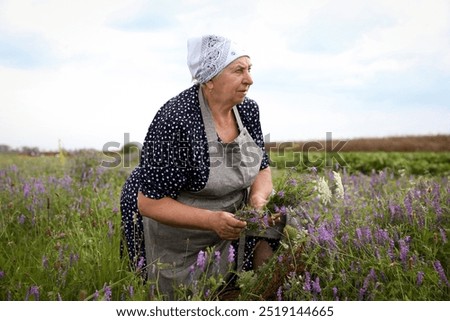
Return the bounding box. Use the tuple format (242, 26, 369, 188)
(209, 211, 247, 240)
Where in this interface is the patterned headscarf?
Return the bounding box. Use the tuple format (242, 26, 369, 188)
(187, 35, 248, 83)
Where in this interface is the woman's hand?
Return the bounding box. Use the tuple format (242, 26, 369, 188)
(209, 211, 247, 240)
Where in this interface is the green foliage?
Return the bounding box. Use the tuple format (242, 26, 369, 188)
(269, 151, 450, 176)
(0, 152, 448, 301)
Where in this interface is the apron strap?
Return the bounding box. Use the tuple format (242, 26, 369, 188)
(232, 106, 245, 132)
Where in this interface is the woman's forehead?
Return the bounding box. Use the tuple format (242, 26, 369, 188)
(228, 56, 252, 69)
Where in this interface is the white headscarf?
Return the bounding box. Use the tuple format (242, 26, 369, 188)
(187, 35, 248, 83)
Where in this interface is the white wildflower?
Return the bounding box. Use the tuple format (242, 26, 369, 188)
(317, 176, 332, 205)
(333, 171, 345, 199)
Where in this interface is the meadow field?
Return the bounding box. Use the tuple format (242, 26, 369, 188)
(0, 136, 449, 301)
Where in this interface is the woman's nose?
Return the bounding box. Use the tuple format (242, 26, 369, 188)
(244, 70, 253, 85)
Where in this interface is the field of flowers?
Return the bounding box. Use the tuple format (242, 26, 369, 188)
(0, 151, 448, 301)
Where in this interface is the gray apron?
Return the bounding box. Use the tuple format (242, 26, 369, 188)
(142, 87, 263, 299)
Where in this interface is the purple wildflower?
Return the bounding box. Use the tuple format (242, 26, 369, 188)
(23, 182, 31, 198)
(26, 285, 40, 301)
(127, 285, 134, 298)
(0, 271, 4, 279)
(276, 286, 283, 301)
(433, 260, 450, 287)
(303, 272, 311, 292)
(137, 256, 145, 270)
(389, 202, 402, 221)
(317, 225, 336, 249)
(214, 250, 221, 265)
(359, 269, 376, 300)
(358, 287, 366, 300)
(60, 175, 73, 190)
(399, 239, 409, 265)
(103, 284, 112, 301)
(403, 192, 413, 221)
(34, 179, 46, 194)
(341, 233, 349, 245)
(375, 228, 389, 245)
(277, 190, 285, 198)
(388, 239, 395, 262)
(332, 287, 339, 301)
(416, 271, 425, 286)
(374, 248, 381, 260)
(196, 250, 207, 271)
(362, 227, 372, 243)
(333, 214, 341, 230)
(227, 245, 235, 263)
(93, 290, 99, 301)
(312, 277, 321, 294)
(355, 228, 363, 242)
(18, 214, 26, 225)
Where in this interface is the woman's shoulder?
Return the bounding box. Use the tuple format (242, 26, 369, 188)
(155, 85, 202, 123)
(236, 97, 260, 120)
(165, 85, 200, 112)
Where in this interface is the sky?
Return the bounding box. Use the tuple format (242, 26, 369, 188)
(0, 0, 449, 151)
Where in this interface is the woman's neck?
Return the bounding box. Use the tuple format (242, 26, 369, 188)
(201, 86, 239, 142)
(202, 86, 233, 118)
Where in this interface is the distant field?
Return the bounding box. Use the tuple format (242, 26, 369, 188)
(266, 134, 450, 175)
(269, 151, 450, 176)
(265, 134, 450, 152)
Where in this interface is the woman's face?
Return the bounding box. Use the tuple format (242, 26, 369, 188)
(208, 56, 253, 106)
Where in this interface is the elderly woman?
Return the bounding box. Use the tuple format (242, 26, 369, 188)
(120, 35, 282, 299)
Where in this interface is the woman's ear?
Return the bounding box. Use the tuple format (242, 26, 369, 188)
(204, 80, 214, 92)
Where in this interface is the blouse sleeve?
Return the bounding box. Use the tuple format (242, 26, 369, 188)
(239, 99, 270, 170)
(138, 109, 190, 199)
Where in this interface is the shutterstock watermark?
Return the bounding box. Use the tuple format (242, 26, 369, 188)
(101, 132, 349, 169)
(102, 133, 142, 168)
(267, 132, 349, 169)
